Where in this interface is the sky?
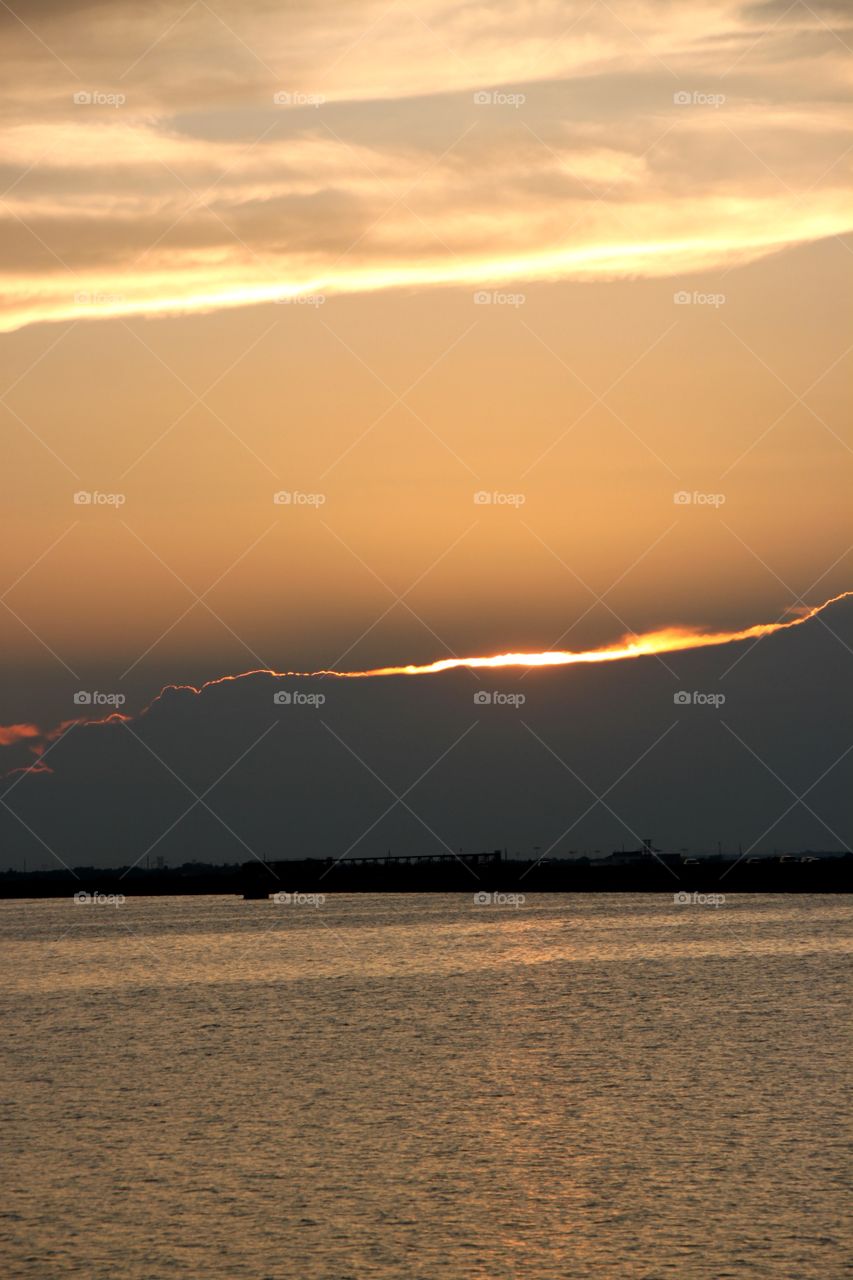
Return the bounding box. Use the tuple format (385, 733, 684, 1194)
(0, 0, 851, 864)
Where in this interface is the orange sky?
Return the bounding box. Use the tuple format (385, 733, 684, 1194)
(0, 0, 851, 695)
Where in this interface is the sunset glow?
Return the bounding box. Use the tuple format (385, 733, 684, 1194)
(2, 1, 852, 334)
(5, 216, 849, 335)
(177, 589, 853, 681)
(3, 5, 852, 1273)
(4, 591, 848, 766)
(1, 0, 851, 857)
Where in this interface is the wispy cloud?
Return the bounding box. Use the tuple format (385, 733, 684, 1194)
(1, 0, 851, 330)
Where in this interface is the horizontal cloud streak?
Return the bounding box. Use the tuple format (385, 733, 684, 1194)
(4, 590, 850, 765)
(0, 0, 851, 329)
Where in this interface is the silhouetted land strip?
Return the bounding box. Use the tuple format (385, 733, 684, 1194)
(1, 850, 851, 897)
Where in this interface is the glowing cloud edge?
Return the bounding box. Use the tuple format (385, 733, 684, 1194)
(170, 588, 852, 685)
(2, 589, 850, 772)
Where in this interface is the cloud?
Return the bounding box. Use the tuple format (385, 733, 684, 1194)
(740, 0, 853, 20)
(0, 723, 43, 747)
(0, 0, 850, 330)
(0, 594, 851, 868)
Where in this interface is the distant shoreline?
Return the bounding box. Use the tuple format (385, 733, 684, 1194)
(2, 853, 851, 897)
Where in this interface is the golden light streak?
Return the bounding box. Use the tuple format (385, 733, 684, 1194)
(1, 591, 849, 769)
(156, 589, 853, 691)
(3, 212, 850, 334)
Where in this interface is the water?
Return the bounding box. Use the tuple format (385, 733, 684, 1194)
(1, 894, 850, 1279)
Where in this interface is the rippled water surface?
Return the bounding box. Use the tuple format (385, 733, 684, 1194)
(1, 893, 850, 1278)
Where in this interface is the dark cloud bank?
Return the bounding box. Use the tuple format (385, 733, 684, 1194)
(1, 597, 851, 869)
